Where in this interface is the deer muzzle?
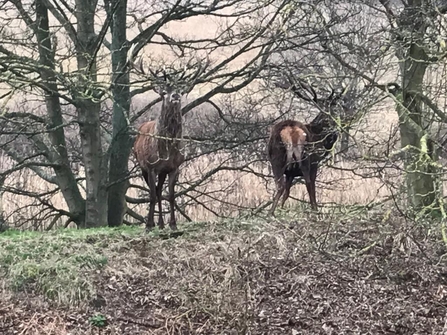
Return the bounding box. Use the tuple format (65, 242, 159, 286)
(170, 93, 181, 104)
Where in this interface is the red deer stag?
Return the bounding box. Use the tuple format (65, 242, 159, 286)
(133, 70, 184, 231)
(131, 58, 205, 231)
(268, 78, 344, 215)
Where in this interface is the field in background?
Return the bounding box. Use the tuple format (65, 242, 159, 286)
(1, 150, 397, 229)
(2, 5, 446, 229)
(2, 96, 403, 229)
(0, 107, 406, 229)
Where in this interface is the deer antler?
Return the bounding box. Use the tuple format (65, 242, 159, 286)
(275, 71, 347, 106)
(176, 57, 209, 93)
(127, 53, 148, 78)
(162, 65, 169, 83)
(327, 88, 335, 101)
(127, 44, 169, 85)
(295, 80, 318, 102)
(274, 72, 318, 103)
(126, 43, 149, 78)
(177, 59, 192, 82)
(139, 64, 172, 87)
(126, 43, 138, 67)
(189, 58, 207, 83)
(327, 85, 348, 106)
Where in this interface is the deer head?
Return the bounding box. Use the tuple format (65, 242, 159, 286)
(150, 68, 182, 109)
(273, 73, 350, 127)
(127, 44, 208, 108)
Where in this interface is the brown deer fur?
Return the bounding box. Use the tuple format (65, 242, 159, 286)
(279, 123, 307, 167)
(133, 85, 184, 231)
(268, 120, 311, 214)
(269, 78, 343, 214)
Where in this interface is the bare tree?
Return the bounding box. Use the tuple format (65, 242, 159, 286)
(106, 0, 132, 227)
(319, 0, 447, 214)
(0, 0, 294, 228)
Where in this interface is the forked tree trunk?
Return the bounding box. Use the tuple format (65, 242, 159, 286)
(35, 0, 86, 225)
(75, 0, 108, 227)
(107, 0, 132, 227)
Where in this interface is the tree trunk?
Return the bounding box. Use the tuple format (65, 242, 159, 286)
(339, 131, 349, 160)
(35, 0, 86, 225)
(107, 0, 132, 227)
(75, 0, 108, 227)
(0, 176, 5, 231)
(396, 2, 440, 212)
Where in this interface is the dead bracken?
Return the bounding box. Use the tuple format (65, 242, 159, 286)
(1, 209, 447, 334)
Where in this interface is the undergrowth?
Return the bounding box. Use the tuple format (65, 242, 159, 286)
(0, 225, 141, 305)
(1, 206, 447, 334)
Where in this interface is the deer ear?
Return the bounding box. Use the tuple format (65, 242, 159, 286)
(153, 86, 166, 96)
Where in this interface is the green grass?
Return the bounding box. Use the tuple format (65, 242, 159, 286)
(0, 225, 143, 305)
(1, 208, 447, 334)
(0, 205, 384, 308)
(0, 220, 264, 306)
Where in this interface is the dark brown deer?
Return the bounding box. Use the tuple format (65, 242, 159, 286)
(133, 70, 184, 231)
(268, 78, 343, 215)
(130, 55, 206, 231)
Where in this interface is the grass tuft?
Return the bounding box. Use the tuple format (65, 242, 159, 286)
(0, 225, 142, 306)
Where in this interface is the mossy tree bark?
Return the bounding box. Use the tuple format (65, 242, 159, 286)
(35, 0, 86, 225)
(392, 1, 443, 213)
(74, 0, 108, 227)
(107, 0, 132, 227)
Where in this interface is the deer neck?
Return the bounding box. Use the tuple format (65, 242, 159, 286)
(308, 111, 338, 152)
(309, 111, 334, 134)
(157, 103, 183, 140)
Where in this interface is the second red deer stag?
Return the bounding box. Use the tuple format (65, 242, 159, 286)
(268, 78, 344, 215)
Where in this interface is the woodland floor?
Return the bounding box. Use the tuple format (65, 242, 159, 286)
(1, 207, 447, 334)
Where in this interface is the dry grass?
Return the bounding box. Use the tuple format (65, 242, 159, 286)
(1, 208, 447, 334)
(0, 147, 418, 227)
(3, 127, 444, 229)
(3, 112, 399, 228)
(2, 1, 447, 229)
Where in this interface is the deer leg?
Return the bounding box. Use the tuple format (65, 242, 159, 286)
(301, 162, 316, 210)
(156, 173, 167, 229)
(141, 169, 150, 186)
(269, 174, 286, 216)
(167, 170, 179, 230)
(304, 178, 314, 210)
(146, 170, 157, 231)
(280, 175, 294, 208)
(308, 165, 318, 210)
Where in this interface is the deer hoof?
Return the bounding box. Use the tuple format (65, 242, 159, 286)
(145, 220, 155, 232)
